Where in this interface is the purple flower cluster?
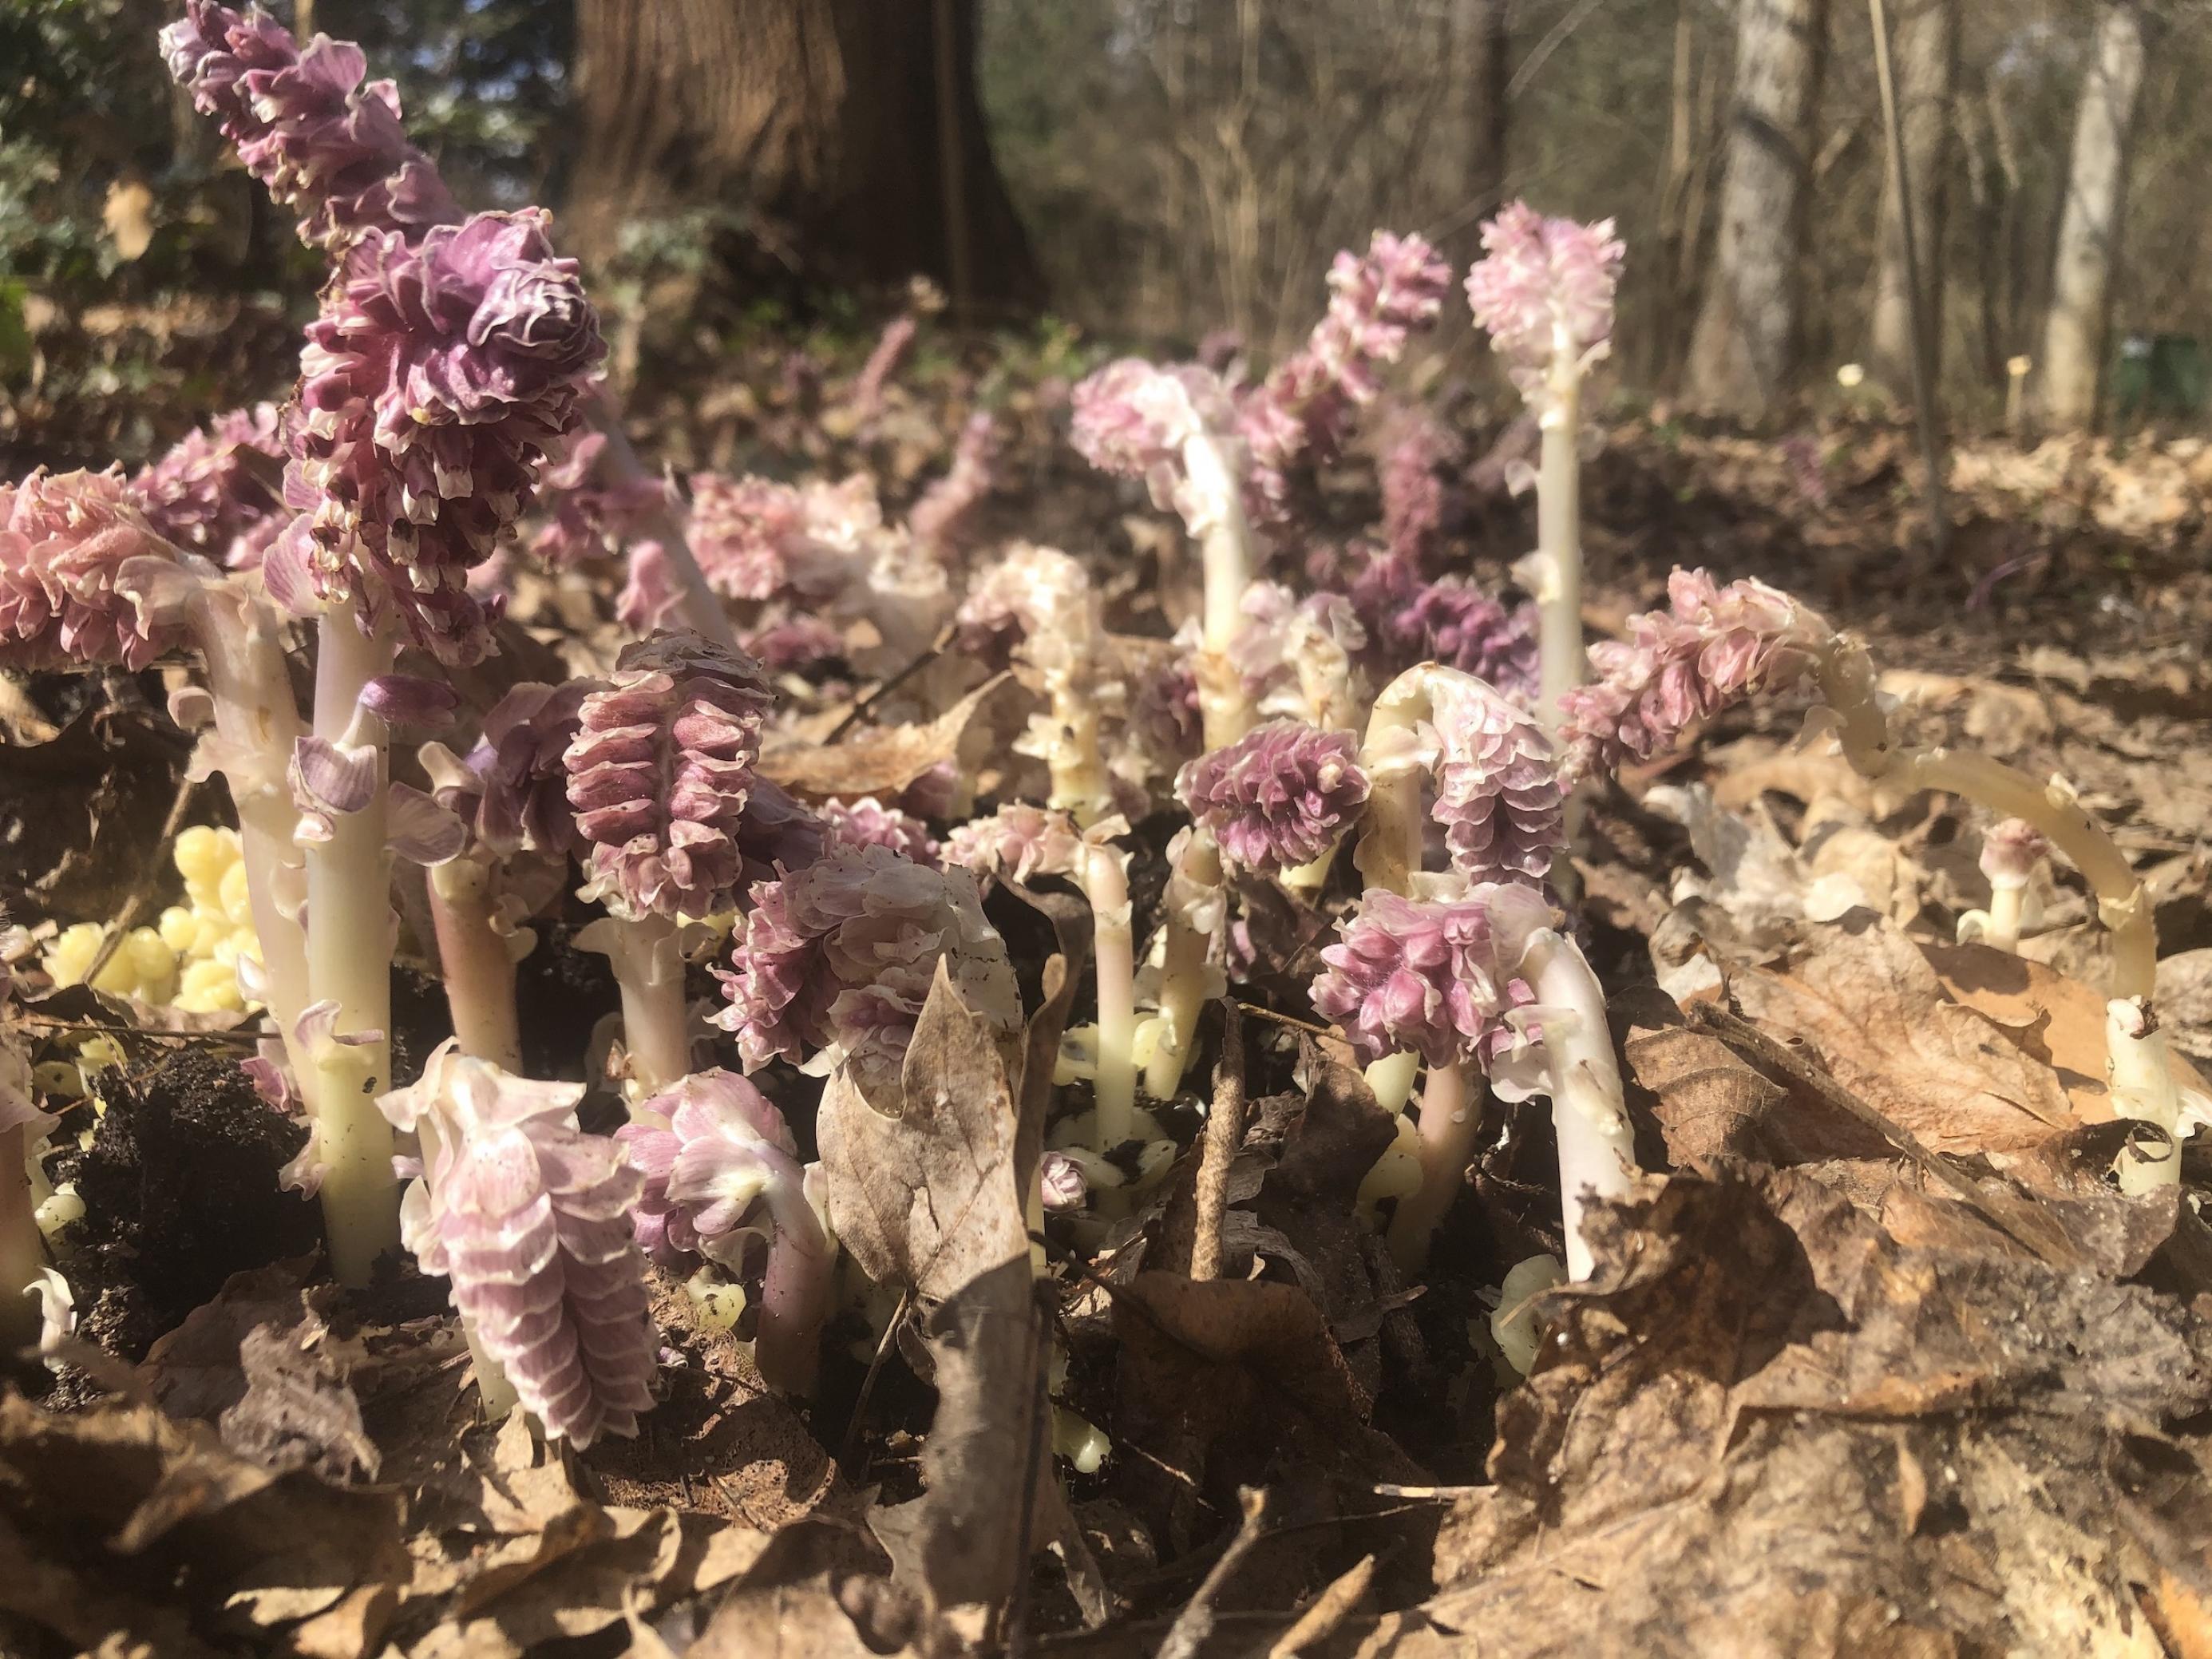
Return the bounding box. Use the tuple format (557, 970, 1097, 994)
(0, 469, 184, 671)
(687, 473, 882, 604)
(1558, 568, 1826, 780)
(1427, 671, 1564, 885)
(1464, 202, 1625, 402)
(381, 1046, 655, 1447)
(285, 210, 604, 661)
(823, 797, 940, 865)
(745, 614, 848, 675)
(456, 681, 595, 857)
(1177, 722, 1371, 873)
(564, 633, 778, 919)
(1241, 232, 1456, 514)
(161, 1, 459, 249)
(1311, 882, 1555, 1067)
(129, 404, 286, 567)
(1377, 410, 1464, 572)
(1391, 578, 1541, 703)
(714, 843, 1019, 1097)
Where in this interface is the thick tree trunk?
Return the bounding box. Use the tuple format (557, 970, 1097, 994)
(2039, 2, 2147, 428)
(568, 0, 1042, 308)
(1867, 0, 1957, 402)
(1686, 0, 1830, 421)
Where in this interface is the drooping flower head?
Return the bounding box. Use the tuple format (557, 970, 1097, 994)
(285, 210, 605, 661)
(612, 1068, 834, 1389)
(714, 844, 1019, 1102)
(1177, 722, 1371, 874)
(161, 1, 460, 249)
(1311, 881, 1556, 1068)
(1981, 818, 2052, 892)
(823, 797, 940, 866)
(129, 404, 287, 566)
(1069, 358, 1241, 529)
(0, 469, 187, 671)
(1240, 232, 1456, 516)
(379, 1043, 655, 1447)
(563, 632, 779, 919)
(1424, 668, 1564, 885)
(1557, 568, 1830, 782)
(1465, 203, 1626, 406)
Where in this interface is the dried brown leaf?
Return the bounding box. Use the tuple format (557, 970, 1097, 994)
(759, 675, 1015, 803)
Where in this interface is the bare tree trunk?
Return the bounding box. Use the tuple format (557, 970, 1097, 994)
(2038, 1, 2147, 428)
(1686, 0, 1830, 421)
(568, 0, 1041, 307)
(1462, 0, 1511, 216)
(1867, 0, 1957, 402)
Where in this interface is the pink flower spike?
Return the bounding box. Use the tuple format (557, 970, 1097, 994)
(1069, 358, 1238, 519)
(287, 209, 604, 663)
(382, 1043, 656, 1447)
(1311, 881, 1556, 1068)
(615, 1069, 833, 1392)
(161, 1, 459, 248)
(563, 632, 778, 921)
(0, 469, 189, 671)
(1465, 202, 1626, 405)
(944, 802, 1085, 887)
(713, 844, 1019, 1104)
(1177, 722, 1371, 875)
(1424, 671, 1565, 886)
(908, 411, 999, 552)
(823, 798, 940, 866)
(129, 403, 287, 565)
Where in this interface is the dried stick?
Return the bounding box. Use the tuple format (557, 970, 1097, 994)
(1191, 998, 1245, 1282)
(1157, 1487, 1269, 1659)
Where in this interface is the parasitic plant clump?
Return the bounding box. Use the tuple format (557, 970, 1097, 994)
(0, 469, 188, 671)
(1177, 721, 1371, 879)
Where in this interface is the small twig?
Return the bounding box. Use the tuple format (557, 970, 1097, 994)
(1234, 1001, 1331, 1038)
(1261, 1551, 1375, 1659)
(1685, 1000, 2085, 1268)
(1156, 1487, 1269, 1659)
(1191, 998, 1245, 1283)
(837, 1285, 913, 1477)
(76, 770, 200, 992)
(17, 1016, 259, 1047)
(827, 625, 955, 742)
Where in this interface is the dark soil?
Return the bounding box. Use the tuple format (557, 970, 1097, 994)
(64, 1048, 322, 1362)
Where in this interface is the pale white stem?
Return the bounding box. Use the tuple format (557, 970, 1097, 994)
(601, 911, 691, 1099)
(0, 1126, 46, 1351)
(1351, 674, 1437, 1115)
(1525, 929, 1635, 1281)
(307, 600, 399, 1289)
(1533, 359, 1584, 734)
(1086, 844, 1137, 1150)
(1181, 430, 1258, 750)
(1046, 678, 1115, 828)
(2111, 998, 2184, 1193)
(1144, 830, 1221, 1102)
(184, 586, 312, 1089)
(1385, 1061, 1480, 1271)
(1363, 1051, 1421, 1115)
(1984, 883, 2025, 954)
(1280, 837, 1339, 895)
(427, 857, 522, 1077)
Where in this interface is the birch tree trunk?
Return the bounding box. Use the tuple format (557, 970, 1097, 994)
(1867, 0, 1958, 402)
(2039, 1, 2147, 428)
(1687, 0, 1830, 421)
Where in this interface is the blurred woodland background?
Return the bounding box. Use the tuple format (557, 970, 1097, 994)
(2, 0, 2202, 469)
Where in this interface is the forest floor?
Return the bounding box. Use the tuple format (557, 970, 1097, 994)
(5, 344, 2212, 1657)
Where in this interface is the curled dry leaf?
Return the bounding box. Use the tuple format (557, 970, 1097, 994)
(759, 675, 1018, 805)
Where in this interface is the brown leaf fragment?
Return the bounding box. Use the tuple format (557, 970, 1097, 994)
(759, 674, 1016, 804)
(817, 960, 1029, 1302)
(220, 1319, 379, 1483)
(1733, 913, 2079, 1154)
(0, 702, 189, 923)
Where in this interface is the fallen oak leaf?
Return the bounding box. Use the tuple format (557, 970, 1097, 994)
(759, 675, 1018, 805)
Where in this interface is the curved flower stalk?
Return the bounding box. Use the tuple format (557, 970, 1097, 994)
(1142, 826, 1227, 1103)
(1563, 567, 2185, 1188)
(161, 0, 460, 250)
(949, 806, 1137, 1147)
(1465, 204, 1624, 731)
(908, 411, 999, 555)
(1959, 818, 2050, 954)
(616, 1070, 834, 1393)
(564, 632, 781, 1096)
(1070, 359, 1256, 749)
(1177, 721, 1370, 893)
(130, 405, 287, 567)
(382, 1044, 656, 1444)
(957, 545, 1116, 823)
(1312, 878, 1629, 1275)
(715, 843, 1020, 1111)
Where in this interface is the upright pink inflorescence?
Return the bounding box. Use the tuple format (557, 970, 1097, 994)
(1310, 882, 1554, 1068)
(1388, 578, 1541, 703)
(563, 632, 779, 920)
(823, 797, 940, 866)
(161, 0, 459, 249)
(0, 469, 186, 671)
(1557, 568, 1828, 782)
(615, 1069, 833, 1391)
(1426, 671, 1565, 885)
(1069, 358, 1240, 525)
(285, 210, 605, 661)
(130, 404, 287, 566)
(714, 843, 1019, 1098)
(1177, 721, 1370, 874)
(1464, 202, 1625, 406)
(380, 1044, 655, 1447)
